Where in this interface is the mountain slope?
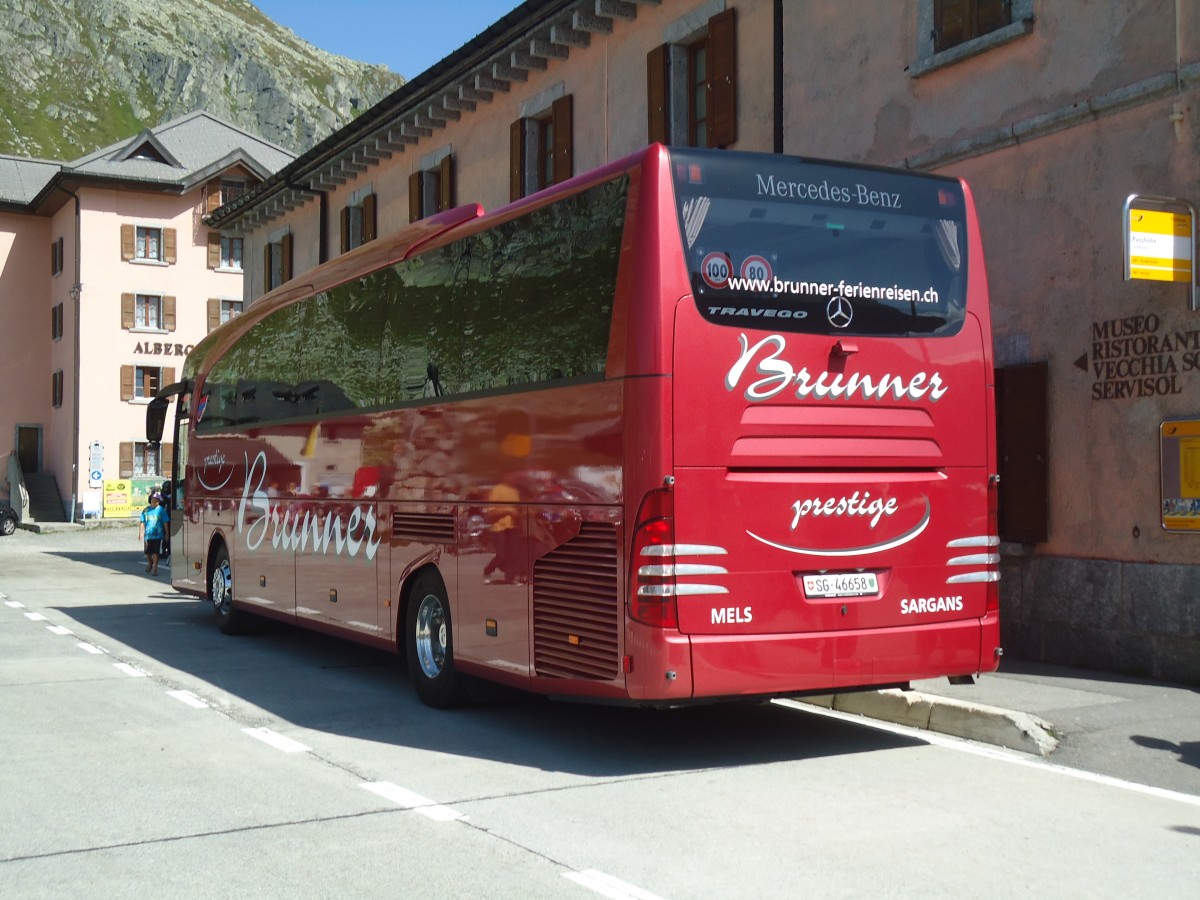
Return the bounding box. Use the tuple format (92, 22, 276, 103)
(0, 0, 406, 159)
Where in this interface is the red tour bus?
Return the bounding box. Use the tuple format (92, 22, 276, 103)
(148, 144, 1000, 708)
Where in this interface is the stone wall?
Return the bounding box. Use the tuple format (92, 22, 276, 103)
(1000, 551, 1200, 684)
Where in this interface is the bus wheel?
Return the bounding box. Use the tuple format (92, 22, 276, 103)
(405, 571, 467, 709)
(210, 544, 244, 635)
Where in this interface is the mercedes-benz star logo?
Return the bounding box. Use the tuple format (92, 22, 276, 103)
(826, 295, 854, 329)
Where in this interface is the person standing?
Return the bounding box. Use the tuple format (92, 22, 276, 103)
(139, 493, 167, 576)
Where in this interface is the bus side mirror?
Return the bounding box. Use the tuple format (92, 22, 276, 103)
(146, 396, 170, 444)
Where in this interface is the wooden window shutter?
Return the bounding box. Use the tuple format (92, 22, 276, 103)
(164, 228, 177, 264)
(438, 155, 455, 213)
(510, 119, 526, 202)
(263, 242, 274, 289)
(121, 293, 135, 330)
(205, 177, 222, 214)
(934, 0, 970, 51)
(49, 241, 56, 274)
(340, 205, 351, 253)
(996, 362, 1049, 543)
(552, 95, 573, 185)
(164, 366, 176, 386)
(363, 193, 377, 242)
(647, 44, 670, 145)
(281, 233, 293, 281)
(207, 298, 221, 332)
(119, 442, 133, 479)
(976, 0, 1011, 33)
(162, 443, 174, 477)
(207, 232, 221, 269)
(121, 224, 135, 260)
(120, 365, 135, 401)
(708, 8, 737, 148)
(409, 171, 423, 222)
(163, 296, 176, 332)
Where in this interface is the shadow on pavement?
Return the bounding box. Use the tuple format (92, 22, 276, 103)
(59, 593, 925, 778)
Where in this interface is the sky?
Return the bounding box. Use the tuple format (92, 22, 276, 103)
(252, 1, 526, 80)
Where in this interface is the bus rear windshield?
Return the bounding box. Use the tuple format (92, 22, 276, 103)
(670, 149, 968, 337)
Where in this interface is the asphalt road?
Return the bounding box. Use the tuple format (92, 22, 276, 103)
(2, 526, 1198, 898)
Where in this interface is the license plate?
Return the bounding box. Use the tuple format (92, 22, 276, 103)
(803, 572, 879, 599)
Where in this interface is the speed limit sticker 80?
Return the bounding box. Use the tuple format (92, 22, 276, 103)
(740, 255, 772, 281)
(700, 252, 732, 289)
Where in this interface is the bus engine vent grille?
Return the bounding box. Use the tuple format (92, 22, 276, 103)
(391, 512, 455, 544)
(533, 522, 619, 681)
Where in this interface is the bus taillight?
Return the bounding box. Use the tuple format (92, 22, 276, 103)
(630, 488, 678, 628)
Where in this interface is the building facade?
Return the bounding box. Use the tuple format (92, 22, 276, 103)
(208, 0, 1200, 682)
(0, 112, 294, 521)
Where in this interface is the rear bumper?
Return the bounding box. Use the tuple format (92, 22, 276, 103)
(684, 614, 999, 699)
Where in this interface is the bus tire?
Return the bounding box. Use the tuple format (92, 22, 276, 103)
(405, 570, 468, 709)
(210, 543, 244, 636)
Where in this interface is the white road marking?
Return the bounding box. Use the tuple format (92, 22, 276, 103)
(360, 782, 466, 821)
(777, 698, 1200, 808)
(563, 869, 669, 900)
(46, 625, 73, 636)
(76, 642, 106, 655)
(167, 690, 209, 709)
(23, 612, 47, 621)
(114, 662, 149, 678)
(242, 727, 311, 754)
(4, 599, 24, 608)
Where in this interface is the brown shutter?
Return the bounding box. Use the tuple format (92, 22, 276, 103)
(49, 241, 56, 275)
(164, 228, 177, 264)
(281, 233, 293, 281)
(340, 205, 351, 253)
(207, 298, 221, 333)
(121, 293, 135, 330)
(409, 171, 423, 222)
(163, 296, 176, 332)
(552, 95, 573, 185)
(162, 443, 174, 478)
(708, 9, 737, 148)
(362, 192, 377, 242)
(647, 44, 670, 145)
(996, 362, 1049, 543)
(119, 442, 133, 479)
(438, 155, 455, 213)
(205, 177, 222, 214)
(120, 365, 135, 401)
(510, 118, 526, 202)
(121, 224, 135, 260)
(164, 366, 176, 386)
(976, 0, 1011, 32)
(934, 0, 970, 51)
(207, 232, 221, 269)
(263, 242, 273, 290)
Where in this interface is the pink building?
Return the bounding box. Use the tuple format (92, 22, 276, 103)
(0, 112, 293, 522)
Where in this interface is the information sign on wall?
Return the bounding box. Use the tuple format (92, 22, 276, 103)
(1160, 419, 1200, 531)
(1125, 195, 1198, 310)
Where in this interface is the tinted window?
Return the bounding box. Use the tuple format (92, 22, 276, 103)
(671, 149, 968, 337)
(196, 177, 626, 433)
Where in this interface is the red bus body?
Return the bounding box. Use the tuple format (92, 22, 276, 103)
(159, 145, 1000, 707)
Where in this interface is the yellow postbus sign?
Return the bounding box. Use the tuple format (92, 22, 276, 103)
(1128, 208, 1193, 282)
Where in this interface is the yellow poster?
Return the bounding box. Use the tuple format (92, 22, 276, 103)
(1161, 420, 1200, 531)
(103, 479, 135, 518)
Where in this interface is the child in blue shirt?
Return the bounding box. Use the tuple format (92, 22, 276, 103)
(139, 493, 167, 575)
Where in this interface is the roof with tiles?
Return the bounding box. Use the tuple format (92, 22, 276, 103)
(0, 111, 295, 211)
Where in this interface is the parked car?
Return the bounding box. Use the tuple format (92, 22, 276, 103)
(0, 504, 16, 536)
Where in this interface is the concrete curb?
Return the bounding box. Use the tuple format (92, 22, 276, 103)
(17, 521, 137, 534)
(800, 689, 1060, 757)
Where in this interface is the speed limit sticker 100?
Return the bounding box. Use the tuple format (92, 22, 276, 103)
(701, 252, 732, 289)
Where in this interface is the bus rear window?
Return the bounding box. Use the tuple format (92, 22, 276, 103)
(671, 149, 968, 337)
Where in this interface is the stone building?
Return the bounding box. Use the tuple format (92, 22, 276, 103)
(208, 0, 1200, 682)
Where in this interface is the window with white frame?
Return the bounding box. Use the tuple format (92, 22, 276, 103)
(121, 364, 173, 402)
(121, 293, 175, 332)
(121, 223, 176, 264)
(133, 441, 162, 477)
(221, 236, 243, 270)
